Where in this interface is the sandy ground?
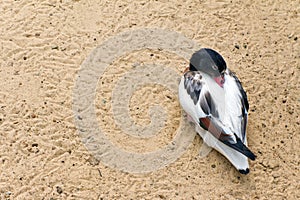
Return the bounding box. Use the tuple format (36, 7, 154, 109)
(0, 0, 299, 199)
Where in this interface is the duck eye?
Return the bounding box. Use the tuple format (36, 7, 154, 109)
(212, 65, 218, 70)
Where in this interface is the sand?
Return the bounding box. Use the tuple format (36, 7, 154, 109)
(0, 0, 299, 199)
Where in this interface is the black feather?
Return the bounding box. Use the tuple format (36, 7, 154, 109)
(184, 71, 203, 105)
(222, 134, 256, 161)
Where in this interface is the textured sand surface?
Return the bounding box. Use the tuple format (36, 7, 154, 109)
(0, 0, 299, 199)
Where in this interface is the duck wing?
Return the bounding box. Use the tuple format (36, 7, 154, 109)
(181, 70, 256, 160)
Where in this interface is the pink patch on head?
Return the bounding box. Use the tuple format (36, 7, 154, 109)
(214, 75, 225, 88)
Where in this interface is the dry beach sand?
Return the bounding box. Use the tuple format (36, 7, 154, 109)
(0, 0, 299, 199)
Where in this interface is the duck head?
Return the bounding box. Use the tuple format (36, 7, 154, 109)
(189, 48, 227, 88)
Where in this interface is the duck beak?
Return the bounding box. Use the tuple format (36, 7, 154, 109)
(214, 75, 225, 88)
(183, 66, 190, 73)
